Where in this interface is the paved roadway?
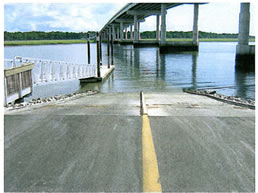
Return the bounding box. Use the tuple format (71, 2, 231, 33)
(4, 91, 255, 192)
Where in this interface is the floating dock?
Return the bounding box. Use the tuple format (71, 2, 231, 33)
(79, 65, 115, 83)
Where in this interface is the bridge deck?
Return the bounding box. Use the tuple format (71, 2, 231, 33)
(102, 3, 184, 31)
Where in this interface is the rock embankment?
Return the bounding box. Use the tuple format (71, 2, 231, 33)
(5, 90, 99, 111)
(183, 88, 255, 109)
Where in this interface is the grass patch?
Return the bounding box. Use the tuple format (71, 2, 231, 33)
(4, 39, 96, 46)
(199, 38, 255, 42)
(142, 38, 255, 42)
(4, 38, 255, 46)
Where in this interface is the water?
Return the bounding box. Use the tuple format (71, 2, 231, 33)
(4, 42, 255, 100)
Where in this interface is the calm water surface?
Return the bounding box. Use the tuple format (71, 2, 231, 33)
(4, 42, 255, 100)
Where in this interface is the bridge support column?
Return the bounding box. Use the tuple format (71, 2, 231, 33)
(156, 14, 160, 41)
(109, 27, 112, 42)
(138, 22, 141, 40)
(192, 3, 199, 49)
(117, 27, 119, 40)
(160, 3, 167, 46)
(134, 15, 139, 43)
(120, 22, 124, 42)
(104, 31, 107, 41)
(102, 31, 104, 40)
(112, 24, 115, 41)
(130, 25, 133, 40)
(125, 26, 128, 40)
(100, 32, 102, 65)
(236, 3, 254, 71)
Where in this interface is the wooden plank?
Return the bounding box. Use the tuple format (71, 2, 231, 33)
(21, 70, 32, 89)
(6, 73, 20, 96)
(4, 63, 34, 77)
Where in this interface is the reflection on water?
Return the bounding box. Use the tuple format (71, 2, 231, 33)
(192, 53, 198, 88)
(235, 70, 255, 99)
(4, 42, 255, 100)
(81, 43, 254, 99)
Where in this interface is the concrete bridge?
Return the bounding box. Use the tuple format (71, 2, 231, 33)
(99, 2, 255, 70)
(100, 3, 201, 52)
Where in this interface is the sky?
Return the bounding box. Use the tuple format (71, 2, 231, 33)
(3, 2, 256, 35)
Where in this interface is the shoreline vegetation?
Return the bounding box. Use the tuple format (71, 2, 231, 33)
(4, 31, 255, 46)
(4, 38, 256, 46)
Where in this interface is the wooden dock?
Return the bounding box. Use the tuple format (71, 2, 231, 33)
(79, 65, 115, 83)
(4, 63, 34, 106)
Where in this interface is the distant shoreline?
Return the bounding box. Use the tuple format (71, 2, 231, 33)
(4, 38, 255, 46)
(4, 39, 95, 46)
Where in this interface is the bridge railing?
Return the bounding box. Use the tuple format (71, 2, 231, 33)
(4, 56, 97, 85)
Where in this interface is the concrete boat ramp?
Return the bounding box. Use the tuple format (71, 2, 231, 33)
(4, 91, 254, 192)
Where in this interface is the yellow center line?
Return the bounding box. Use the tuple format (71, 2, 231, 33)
(142, 114, 162, 192)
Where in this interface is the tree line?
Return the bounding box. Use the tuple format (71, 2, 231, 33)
(4, 31, 255, 41)
(4, 31, 96, 41)
(140, 31, 255, 39)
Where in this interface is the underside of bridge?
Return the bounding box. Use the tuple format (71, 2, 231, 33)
(100, 3, 201, 53)
(100, 2, 255, 71)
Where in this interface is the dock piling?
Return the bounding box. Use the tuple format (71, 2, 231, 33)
(111, 34, 114, 66)
(87, 33, 90, 64)
(107, 30, 110, 68)
(96, 32, 101, 77)
(100, 33, 102, 66)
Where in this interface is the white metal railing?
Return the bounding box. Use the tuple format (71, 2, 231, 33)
(4, 56, 97, 85)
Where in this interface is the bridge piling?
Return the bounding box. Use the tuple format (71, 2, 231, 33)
(130, 25, 133, 40)
(117, 27, 119, 40)
(133, 15, 138, 42)
(138, 22, 141, 40)
(160, 4, 167, 46)
(112, 25, 115, 42)
(236, 3, 255, 71)
(193, 4, 199, 47)
(120, 22, 124, 42)
(156, 14, 160, 41)
(125, 26, 128, 40)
